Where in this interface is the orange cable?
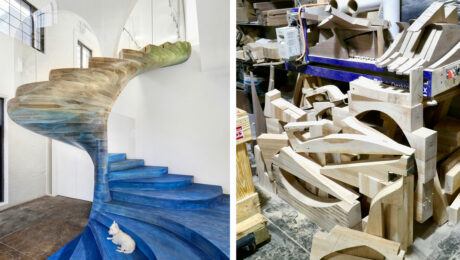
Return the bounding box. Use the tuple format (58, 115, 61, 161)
(296, 3, 329, 62)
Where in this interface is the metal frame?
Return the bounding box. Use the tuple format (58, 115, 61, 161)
(286, 8, 435, 97)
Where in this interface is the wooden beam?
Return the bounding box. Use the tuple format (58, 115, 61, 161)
(311, 226, 405, 260)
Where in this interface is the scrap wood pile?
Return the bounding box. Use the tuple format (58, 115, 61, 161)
(255, 78, 418, 259)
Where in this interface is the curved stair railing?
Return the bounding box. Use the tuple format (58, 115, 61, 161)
(8, 41, 191, 203)
(7, 42, 229, 259)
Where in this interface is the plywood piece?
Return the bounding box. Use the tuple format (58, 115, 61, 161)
(274, 147, 359, 204)
(236, 108, 252, 145)
(311, 226, 405, 260)
(237, 193, 261, 223)
(237, 143, 256, 201)
(274, 166, 361, 230)
(251, 72, 267, 136)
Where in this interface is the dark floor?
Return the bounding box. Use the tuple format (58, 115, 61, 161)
(0, 196, 91, 260)
(242, 176, 460, 260)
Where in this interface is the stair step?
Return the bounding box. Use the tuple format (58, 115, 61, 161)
(94, 211, 208, 260)
(88, 219, 147, 260)
(92, 212, 156, 260)
(109, 174, 193, 190)
(94, 198, 230, 259)
(108, 153, 127, 163)
(47, 234, 82, 260)
(109, 166, 168, 181)
(110, 183, 223, 210)
(109, 159, 144, 172)
(69, 228, 102, 260)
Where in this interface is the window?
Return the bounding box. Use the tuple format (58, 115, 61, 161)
(0, 0, 44, 52)
(77, 41, 92, 68)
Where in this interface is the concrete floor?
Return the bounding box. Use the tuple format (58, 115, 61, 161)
(0, 196, 91, 260)
(240, 176, 460, 260)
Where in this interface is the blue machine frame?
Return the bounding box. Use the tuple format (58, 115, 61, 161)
(285, 8, 434, 97)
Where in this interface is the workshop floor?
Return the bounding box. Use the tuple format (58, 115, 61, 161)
(240, 176, 460, 260)
(0, 196, 91, 260)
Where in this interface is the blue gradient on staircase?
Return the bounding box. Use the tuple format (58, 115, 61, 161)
(95, 198, 230, 259)
(94, 211, 209, 260)
(110, 183, 223, 209)
(48, 153, 229, 259)
(109, 174, 193, 190)
(109, 153, 127, 163)
(69, 228, 102, 260)
(109, 159, 145, 172)
(88, 220, 148, 259)
(109, 166, 168, 181)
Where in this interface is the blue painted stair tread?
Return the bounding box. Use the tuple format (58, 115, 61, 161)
(92, 212, 156, 260)
(47, 234, 81, 260)
(110, 183, 223, 209)
(109, 159, 145, 172)
(94, 211, 209, 260)
(88, 219, 148, 260)
(69, 227, 102, 260)
(109, 174, 194, 190)
(97, 197, 230, 259)
(109, 166, 168, 181)
(109, 153, 127, 163)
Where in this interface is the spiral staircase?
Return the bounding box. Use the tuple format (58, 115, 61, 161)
(7, 41, 230, 259)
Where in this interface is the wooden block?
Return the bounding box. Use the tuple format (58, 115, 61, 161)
(311, 226, 405, 260)
(257, 133, 289, 178)
(444, 163, 460, 194)
(264, 89, 307, 123)
(237, 193, 261, 223)
(349, 93, 423, 133)
(415, 179, 434, 223)
(448, 193, 460, 225)
(266, 118, 284, 134)
(404, 127, 437, 183)
(236, 108, 252, 145)
(365, 176, 414, 250)
(359, 174, 388, 199)
(321, 156, 412, 187)
(274, 147, 359, 204)
(236, 213, 270, 243)
(297, 133, 414, 156)
(254, 145, 276, 193)
(274, 166, 361, 230)
(440, 148, 460, 174)
(237, 143, 256, 201)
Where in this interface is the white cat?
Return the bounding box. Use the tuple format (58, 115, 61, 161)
(107, 221, 136, 254)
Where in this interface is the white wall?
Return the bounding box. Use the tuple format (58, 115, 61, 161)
(0, 32, 48, 211)
(110, 47, 230, 193)
(110, 0, 230, 193)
